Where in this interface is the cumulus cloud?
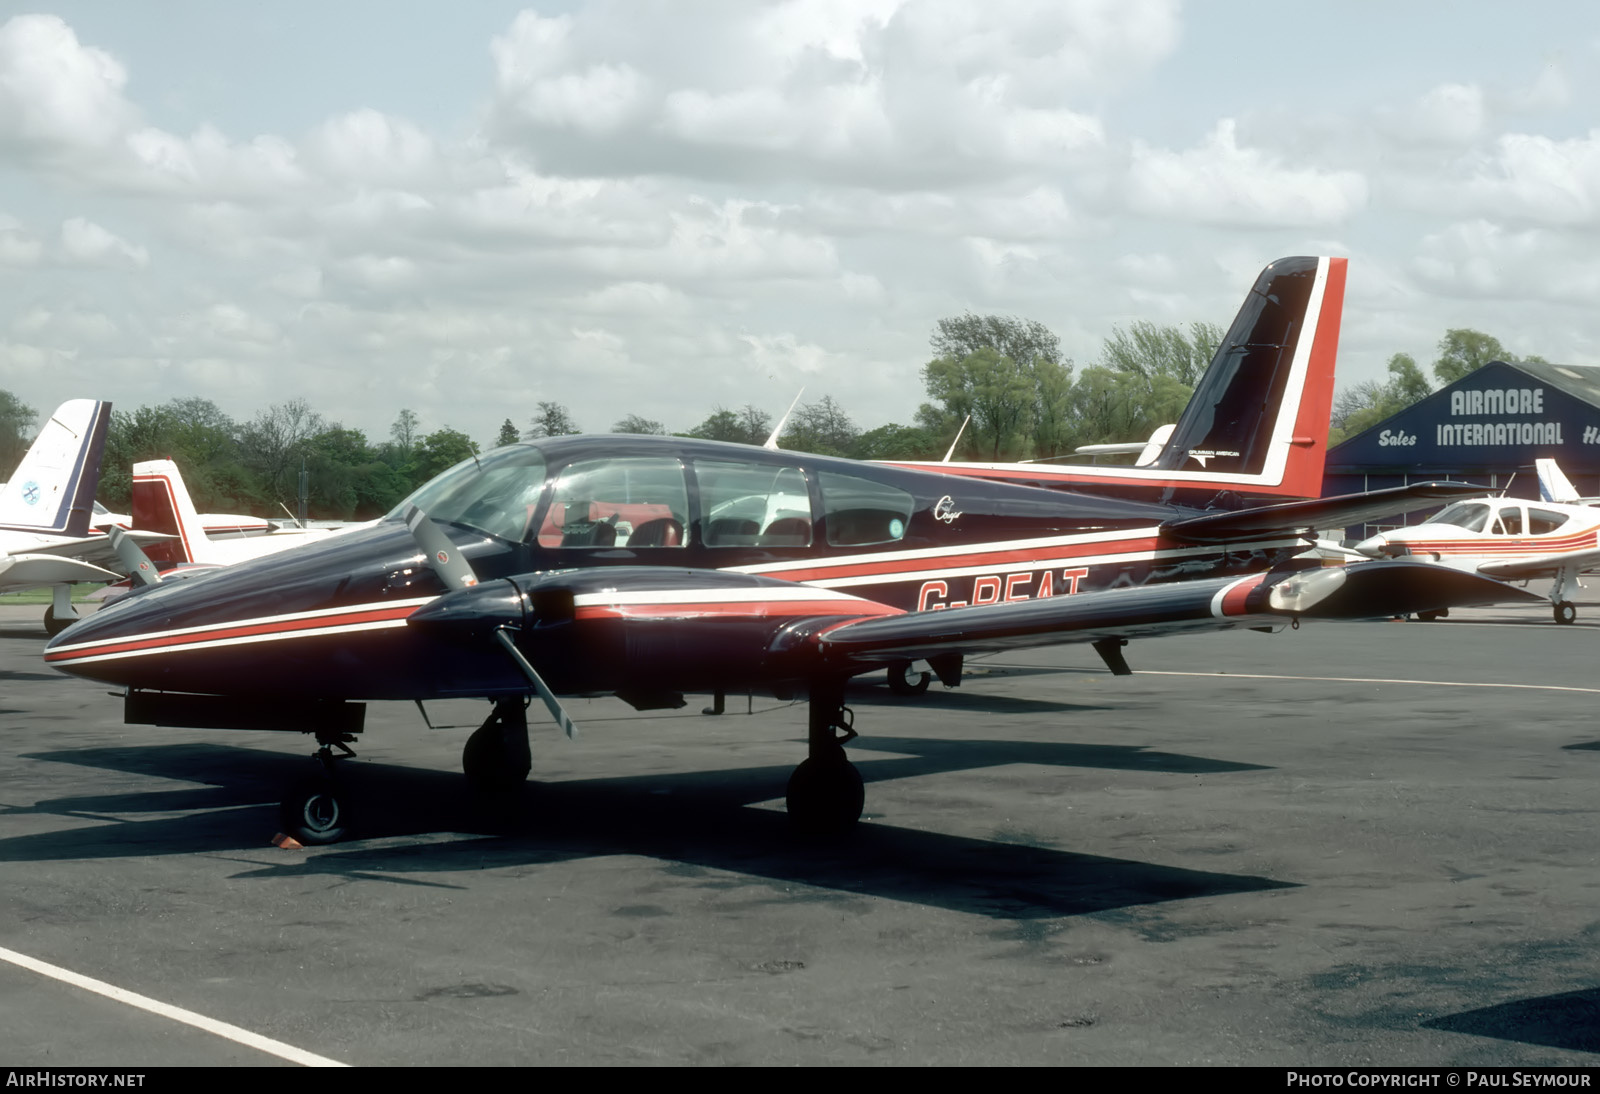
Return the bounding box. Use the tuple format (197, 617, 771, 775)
(59, 217, 148, 268)
(0, 14, 135, 154)
(485, 0, 1168, 186)
(1126, 119, 1369, 227)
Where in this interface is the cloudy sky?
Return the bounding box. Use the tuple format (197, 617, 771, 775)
(2, 1, 1598, 449)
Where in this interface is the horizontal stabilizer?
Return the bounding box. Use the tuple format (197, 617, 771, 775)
(1161, 482, 1484, 543)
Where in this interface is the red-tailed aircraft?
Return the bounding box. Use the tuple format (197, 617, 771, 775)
(42, 258, 1533, 845)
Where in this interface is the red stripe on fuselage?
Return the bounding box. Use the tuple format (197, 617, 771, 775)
(43, 603, 421, 664)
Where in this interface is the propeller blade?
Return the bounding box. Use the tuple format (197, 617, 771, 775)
(109, 527, 161, 587)
(494, 628, 577, 738)
(405, 505, 478, 589)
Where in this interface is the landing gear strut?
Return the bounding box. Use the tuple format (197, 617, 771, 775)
(462, 698, 532, 790)
(279, 732, 357, 845)
(786, 678, 864, 835)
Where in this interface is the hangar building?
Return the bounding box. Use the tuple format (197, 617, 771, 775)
(1323, 360, 1600, 540)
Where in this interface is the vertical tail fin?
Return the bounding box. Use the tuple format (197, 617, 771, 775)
(1140, 255, 1343, 496)
(0, 400, 111, 536)
(131, 460, 212, 565)
(1536, 458, 1579, 504)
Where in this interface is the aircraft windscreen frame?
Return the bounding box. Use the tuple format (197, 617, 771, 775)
(385, 445, 548, 543)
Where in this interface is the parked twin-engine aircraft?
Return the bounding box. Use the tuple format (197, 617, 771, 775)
(1354, 463, 1600, 624)
(0, 399, 120, 633)
(45, 259, 1532, 848)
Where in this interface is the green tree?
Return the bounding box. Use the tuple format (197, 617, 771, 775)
(779, 395, 858, 456)
(1100, 321, 1223, 387)
(1433, 329, 1503, 385)
(612, 414, 666, 435)
(415, 427, 479, 482)
(494, 418, 520, 448)
(686, 405, 771, 445)
(932, 313, 1063, 370)
(849, 423, 938, 461)
(0, 390, 35, 476)
(238, 399, 325, 506)
(526, 401, 579, 438)
(923, 348, 1035, 460)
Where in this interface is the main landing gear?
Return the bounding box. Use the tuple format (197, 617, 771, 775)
(43, 585, 78, 636)
(786, 678, 864, 835)
(1555, 601, 1577, 626)
(886, 660, 930, 697)
(279, 731, 358, 845)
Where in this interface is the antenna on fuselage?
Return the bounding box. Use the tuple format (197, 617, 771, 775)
(764, 388, 805, 451)
(942, 415, 970, 462)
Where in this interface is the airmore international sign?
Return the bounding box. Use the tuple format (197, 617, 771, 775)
(1327, 361, 1600, 473)
(1436, 386, 1565, 446)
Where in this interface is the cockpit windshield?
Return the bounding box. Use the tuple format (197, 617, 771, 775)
(1423, 502, 1490, 533)
(384, 445, 548, 543)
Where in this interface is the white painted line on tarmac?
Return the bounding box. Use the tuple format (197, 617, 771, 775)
(1137, 671, 1600, 695)
(0, 944, 348, 1067)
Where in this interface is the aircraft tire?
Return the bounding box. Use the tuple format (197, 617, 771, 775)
(42, 606, 74, 636)
(785, 751, 864, 836)
(1416, 609, 1444, 623)
(1555, 601, 1578, 626)
(463, 722, 532, 790)
(280, 779, 348, 845)
(886, 661, 931, 697)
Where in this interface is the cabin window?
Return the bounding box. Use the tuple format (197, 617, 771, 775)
(1528, 507, 1570, 535)
(1424, 502, 1490, 533)
(389, 445, 548, 544)
(818, 472, 914, 546)
(695, 461, 813, 547)
(537, 457, 688, 548)
(1495, 507, 1523, 536)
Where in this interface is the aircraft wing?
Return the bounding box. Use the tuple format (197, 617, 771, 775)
(1478, 547, 1600, 581)
(804, 560, 1539, 669)
(1160, 482, 1483, 544)
(0, 553, 120, 590)
(22, 530, 173, 572)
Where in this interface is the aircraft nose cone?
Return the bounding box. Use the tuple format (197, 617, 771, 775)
(1351, 534, 1388, 558)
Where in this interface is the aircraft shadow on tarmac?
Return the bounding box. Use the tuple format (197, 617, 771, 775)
(4, 739, 1288, 920)
(1423, 988, 1600, 1054)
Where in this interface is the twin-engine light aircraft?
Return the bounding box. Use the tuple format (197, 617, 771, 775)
(1353, 469, 1600, 625)
(42, 258, 1534, 846)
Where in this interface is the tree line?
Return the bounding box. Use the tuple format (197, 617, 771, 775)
(0, 318, 1532, 521)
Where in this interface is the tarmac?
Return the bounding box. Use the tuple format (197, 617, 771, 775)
(1, 598, 1598, 1066)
